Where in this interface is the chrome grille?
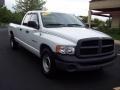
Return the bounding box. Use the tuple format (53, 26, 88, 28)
(75, 38, 114, 58)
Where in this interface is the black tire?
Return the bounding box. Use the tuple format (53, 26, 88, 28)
(10, 35, 18, 50)
(41, 48, 56, 77)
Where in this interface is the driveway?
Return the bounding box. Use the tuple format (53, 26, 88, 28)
(0, 28, 120, 90)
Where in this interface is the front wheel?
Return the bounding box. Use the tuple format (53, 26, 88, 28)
(41, 48, 56, 77)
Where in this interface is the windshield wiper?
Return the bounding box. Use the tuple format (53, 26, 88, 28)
(67, 24, 82, 27)
(44, 23, 83, 28)
(44, 24, 66, 27)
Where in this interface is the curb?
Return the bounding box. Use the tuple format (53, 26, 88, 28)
(0, 28, 7, 32)
(115, 40, 120, 45)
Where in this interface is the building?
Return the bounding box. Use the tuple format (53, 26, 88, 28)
(88, 0, 120, 28)
(0, 0, 4, 6)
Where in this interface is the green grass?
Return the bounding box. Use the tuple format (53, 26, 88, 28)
(99, 28, 120, 40)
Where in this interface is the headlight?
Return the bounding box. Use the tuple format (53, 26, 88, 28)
(56, 45, 75, 55)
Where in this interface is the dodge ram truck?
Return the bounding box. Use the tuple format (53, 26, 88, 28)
(8, 11, 117, 77)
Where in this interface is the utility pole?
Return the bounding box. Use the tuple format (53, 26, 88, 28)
(88, 10, 92, 28)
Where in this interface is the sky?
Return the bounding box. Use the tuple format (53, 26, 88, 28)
(5, 0, 90, 16)
(5, 0, 108, 20)
(45, 0, 90, 16)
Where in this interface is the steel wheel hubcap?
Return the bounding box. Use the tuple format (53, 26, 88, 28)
(11, 39, 14, 47)
(42, 55, 51, 73)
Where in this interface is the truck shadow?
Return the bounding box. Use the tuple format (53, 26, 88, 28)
(17, 45, 110, 82)
(54, 70, 107, 81)
(9, 44, 120, 90)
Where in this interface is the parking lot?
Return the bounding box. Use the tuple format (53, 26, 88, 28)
(0, 28, 120, 90)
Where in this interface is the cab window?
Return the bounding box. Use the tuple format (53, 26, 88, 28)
(22, 14, 31, 26)
(30, 14, 39, 25)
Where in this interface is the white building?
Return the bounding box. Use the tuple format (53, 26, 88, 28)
(88, 0, 120, 28)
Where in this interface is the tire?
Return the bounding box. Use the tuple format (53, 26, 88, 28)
(41, 48, 56, 77)
(10, 35, 18, 50)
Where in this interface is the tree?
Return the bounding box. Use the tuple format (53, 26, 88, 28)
(105, 19, 112, 28)
(14, 0, 46, 14)
(79, 16, 88, 23)
(79, 15, 107, 29)
(0, 5, 23, 25)
(0, 6, 12, 23)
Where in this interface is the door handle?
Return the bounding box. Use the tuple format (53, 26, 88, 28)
(26, 30, 29, 33)
(32, 40, 37, 43)
(20, 28, 22, 31)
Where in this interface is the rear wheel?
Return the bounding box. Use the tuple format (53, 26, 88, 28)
(41, 48, 56, 77)
(10, 35, 18, 50)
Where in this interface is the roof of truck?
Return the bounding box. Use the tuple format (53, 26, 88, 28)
(28, 10, 47, 13)
(27, 10, 70, 14)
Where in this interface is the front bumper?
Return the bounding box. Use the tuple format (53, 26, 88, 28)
(55, 53, 117, 72)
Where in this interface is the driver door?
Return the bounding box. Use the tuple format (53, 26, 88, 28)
(23, 13, 40, 54)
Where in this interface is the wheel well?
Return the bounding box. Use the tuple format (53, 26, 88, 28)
(40, 44, 53, 55)
(10, 31, 14, 37)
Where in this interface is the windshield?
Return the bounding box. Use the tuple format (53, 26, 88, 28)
(41, 12, 85, 28)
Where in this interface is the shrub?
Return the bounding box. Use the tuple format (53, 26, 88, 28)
(98, 28, 120, 40)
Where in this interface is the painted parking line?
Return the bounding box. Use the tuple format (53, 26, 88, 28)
(117, 50, 120, 56)
(113, 87, 120, 90)
(117, 54, 120, 56)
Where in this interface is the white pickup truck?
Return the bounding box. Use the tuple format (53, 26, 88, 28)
(8, 11, 116, 77)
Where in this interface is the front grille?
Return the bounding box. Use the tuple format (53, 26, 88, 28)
(81, 40, 99, 46)
(102, 39, 114, 45)
(75, 38, 114, 58)
(80, 48, 98, 55)
(102, 46, 114, 53)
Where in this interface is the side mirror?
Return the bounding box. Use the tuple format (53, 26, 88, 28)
(28, 21, 39, 29)
(85, 23, 89, 28)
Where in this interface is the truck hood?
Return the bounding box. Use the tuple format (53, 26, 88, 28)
(43, 27, 111, 43)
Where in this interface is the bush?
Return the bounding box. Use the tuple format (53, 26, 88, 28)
(98, 28, 120, 40)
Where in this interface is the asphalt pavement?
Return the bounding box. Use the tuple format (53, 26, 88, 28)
(0, 28, 120, 90)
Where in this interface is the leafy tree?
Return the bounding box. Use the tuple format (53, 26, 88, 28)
(0, 0, 46, 26)
(0, 5, 23, 25)
(79, 16, 105, 28)
(11, 12, 23, 24)
(14, 0, 46, 14)
(0, 6, 12, 23)
(93, 18, 103, 26)
(105, 19, 112, 28)
(79, 16, 88, 23)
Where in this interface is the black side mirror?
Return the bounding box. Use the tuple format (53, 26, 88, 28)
(28, 21, 39, 29)
(85, 23, 89, 28)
